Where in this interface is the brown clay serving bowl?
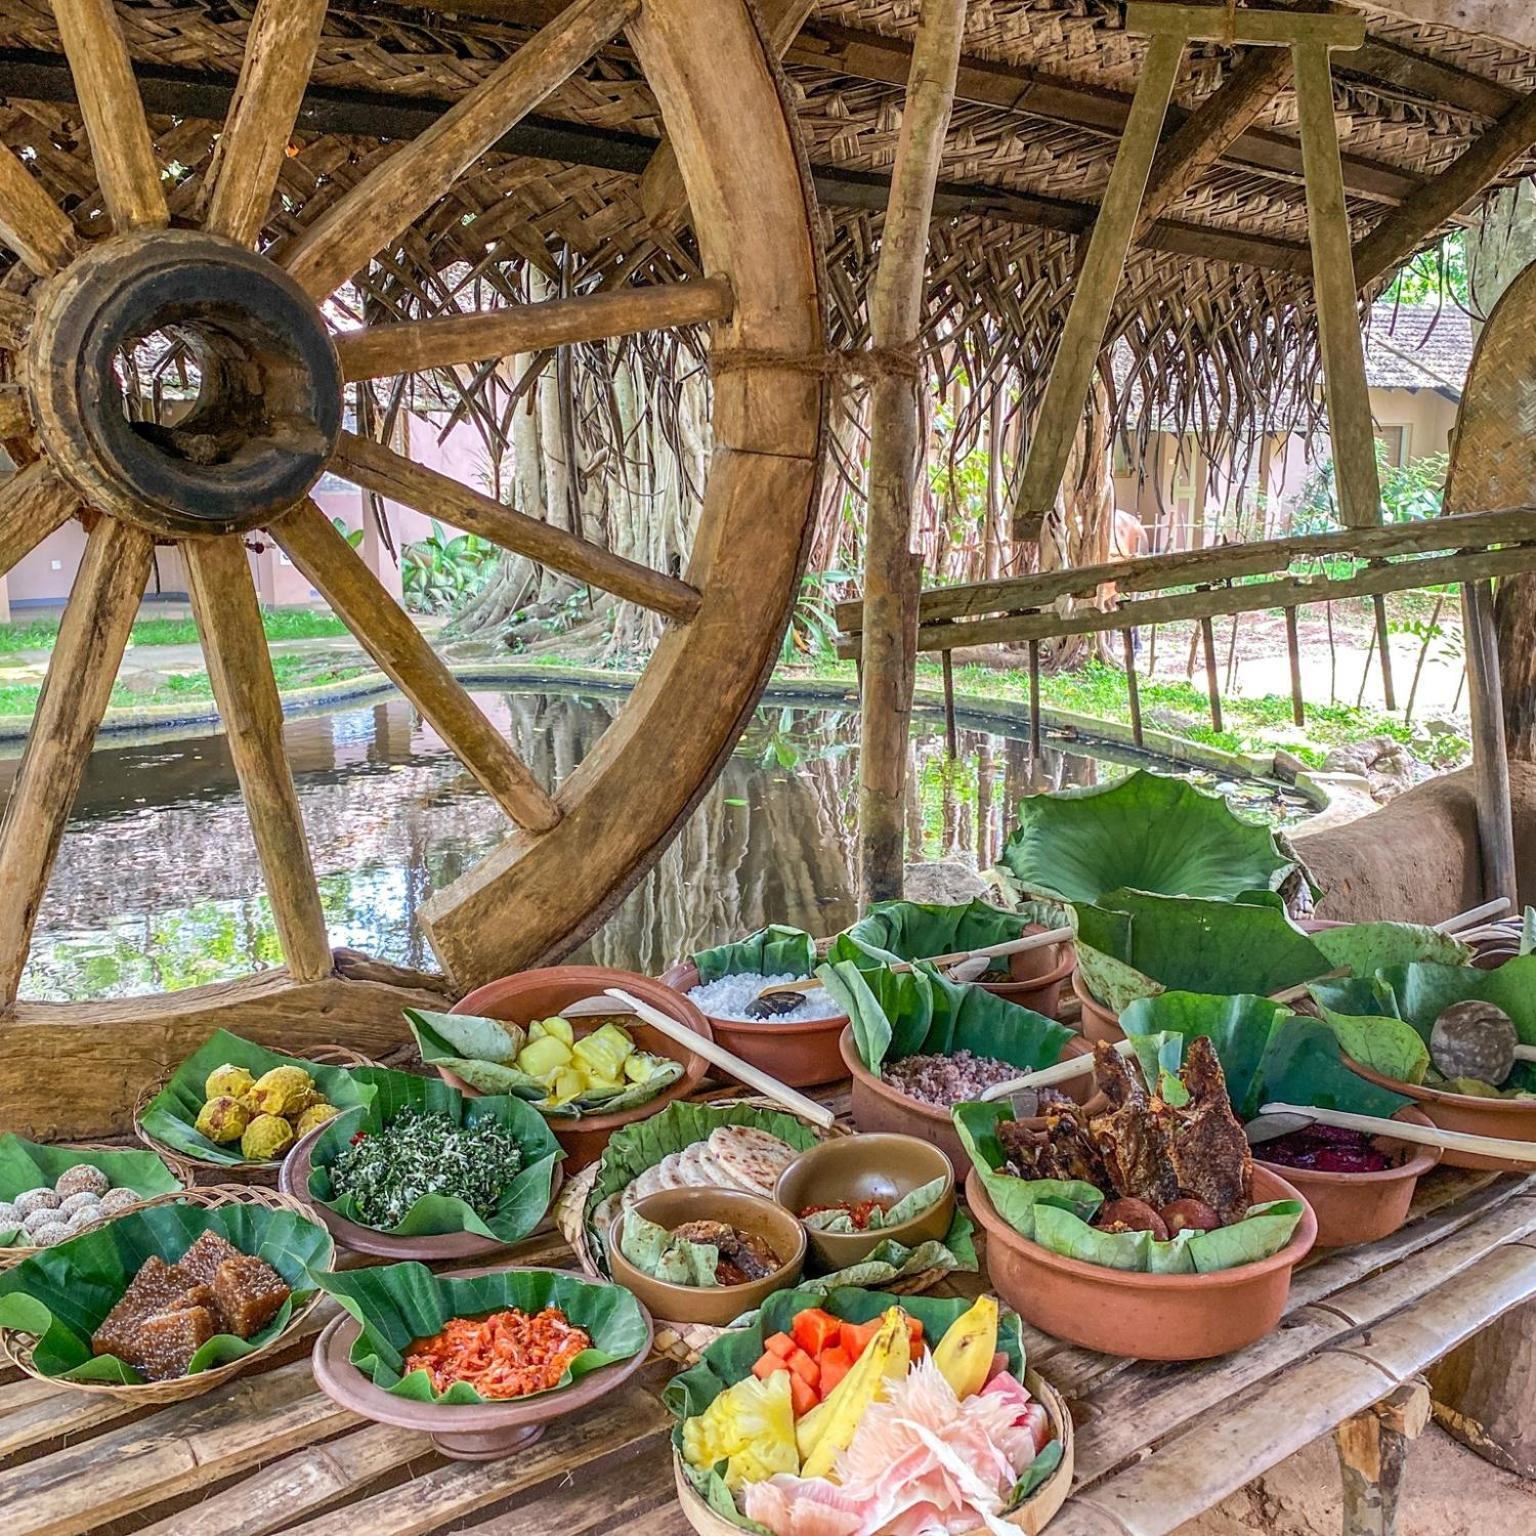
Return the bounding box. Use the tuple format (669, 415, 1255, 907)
(446, 966, 714, 1171)
(1070, 968, 1125, 1044)
(774, 1133, 954, 1270)
(979, 927, 1077, 1020)
(967, 1165, 1317, 1360)
(1252, 1107, 1440, 1248)
(310, 1265, 654, 1461)
(840, 1026, 1104, 1169)
(1343, 1057, 1536, 1172)
(607, 1186, 806, 1327)
(659, 962, 847, 1089)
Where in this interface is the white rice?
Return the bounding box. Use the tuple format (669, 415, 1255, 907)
(687, 970, 844, 1023)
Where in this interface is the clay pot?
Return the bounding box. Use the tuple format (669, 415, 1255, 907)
(607, 1186, 805, 1327)
(1252, 1107, 1440, 1248)
(1343, 1056, 1536, 1172)
(968, 1165, 1317, 1360)
(840, 1027, 1104, 1169)
(979, 929, 1076, 1020)
(448, 967, 714, 1171)
(774, 1133, 955, 1270)
(659, 962, 847, 1089)
(310, 1265, 653, 1460)
(1070, 969, 1124, 1044)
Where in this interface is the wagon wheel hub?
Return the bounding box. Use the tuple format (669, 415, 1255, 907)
(26, 229, 341, 538)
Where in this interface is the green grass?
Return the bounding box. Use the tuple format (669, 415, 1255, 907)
(0, 608, 349, 655)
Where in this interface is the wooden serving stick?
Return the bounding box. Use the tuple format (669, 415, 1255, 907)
(1433, 897, 1512, 935)
(753, 925, 1076, 1002)
(1250, 1101, 1536, 1164)
(978, 1038, 1136, 1102)
(601, 986, 838, 1130)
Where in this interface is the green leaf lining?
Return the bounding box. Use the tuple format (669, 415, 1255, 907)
(694, 926, 818, 984)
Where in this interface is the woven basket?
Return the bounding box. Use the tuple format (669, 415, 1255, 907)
(556, 1097, 952, 1364)
(134, 1044, 380, 1187)
(0, 1143, 189, 1273)
(0, 1185, 333, 1405)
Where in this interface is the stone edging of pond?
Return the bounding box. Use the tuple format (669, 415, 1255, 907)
(0, 658, 1334, 816)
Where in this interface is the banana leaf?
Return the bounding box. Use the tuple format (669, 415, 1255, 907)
(694, 925, 818, 983)
(1072, 891, 1331, 1013)
(802, 1209, 977, 1291)
(999, 769, 1296, 903)
(307, 1068, 561, 1241)
(953, 1100, 1304, 1276)
(828, 899, 1061, 970)
(316, 1261, 650, 1403)
(137, 1029, 376, 1168)
(405, 1008, 681, 1117)
(0, 1198, 331, 1384)
(0, 1139, 183, 1247)
(817, 959, 1072, 1076)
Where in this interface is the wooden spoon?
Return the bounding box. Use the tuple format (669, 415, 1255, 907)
(1248, 1101, 1536, 1164)
(1433, 897, 1511, 935)
(978, 1039, 1136, 1102)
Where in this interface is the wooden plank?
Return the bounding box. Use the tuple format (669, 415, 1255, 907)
(0, 147, 77, 275)
(336, 279, 733, 381)
(0, 518, 151, 1011)
(274, 498, 562, 832)
(1012, 33, 1184, 535)
(284, 0, 639, 298)
(202, 0, 329, 246)
(52, 0, 168, 230)
(1462, 578, 1518, 906)
(1125, 4, 1365, 47)
(1293, 39, 1380, 529)
(469, 1440, 681, 1534)
(0, 293, 32, 352)
(183, 536, 333, 982)
(1348, 36, 1516, 122)
(1371, 589, 1397, 709)
(332, 433, 701, 622)
(0, 464, 79, 581)
(1198, 610, 1223, 732)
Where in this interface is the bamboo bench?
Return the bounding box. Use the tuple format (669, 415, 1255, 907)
(3, 1121, 1533, 1536)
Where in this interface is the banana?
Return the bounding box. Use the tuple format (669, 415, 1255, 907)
(799, 1308, 910, 1480)
(932, 1295, 998, 1400)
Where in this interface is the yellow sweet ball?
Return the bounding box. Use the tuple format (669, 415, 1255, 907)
(240, 1113, 296, 1162)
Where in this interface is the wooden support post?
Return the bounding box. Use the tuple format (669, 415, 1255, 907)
(1121, 629, 1144, 749)
(1372, 590, 1398, 710)
(1335, 1380, 1430, 1536)
(941, 649, 958, 760)
(857, 0, 966, 906)
(1027, 638, 1043, 772)
(1285, 605, 1306, 727)
(1462, 578, 1518, 907)
(1199, 610, 1224, 733)
(1431, 1296, 1536, 1479)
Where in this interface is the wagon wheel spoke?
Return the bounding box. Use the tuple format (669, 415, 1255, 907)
(201, 0, 329, 247)
(282, 0, 638, 300)
(183, 535, 333, 982)
(0, 463, 80, 575)
(334, 277, 734, 381)
(0, 150, 78, 275)
(53, 0, 168, 231)
(273, 498, 562, 831)
(332, 432, 701, 622)
(0, 516, 152, 1008)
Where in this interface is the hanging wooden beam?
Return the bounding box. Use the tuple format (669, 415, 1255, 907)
(1285, 605, 1306, 727)
(857, 0, 968, 906)
(1122, 629, 1145, 748)
(1461, 579, 1517, 907)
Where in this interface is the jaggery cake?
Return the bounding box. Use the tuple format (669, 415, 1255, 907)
(173, 1230, 244, 1286)
(212, 1253, 290, 1337)
(92, 1257, 207, 1362)
(134, 1303, 220, 1381)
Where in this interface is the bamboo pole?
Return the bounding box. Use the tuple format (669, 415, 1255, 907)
(857, 0, 967, 906)
(1285, 605, 1306, 727)
(1461, 579, 1518, 907)
(1372, 589, 1398, 710)
(1122, 629, 1144, 748)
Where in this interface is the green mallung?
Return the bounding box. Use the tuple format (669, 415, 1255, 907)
(329, 1108, 524, 1230)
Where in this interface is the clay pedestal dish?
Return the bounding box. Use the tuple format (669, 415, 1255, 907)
(1070, 970, 1124, 1044)
(1344, 1058, 1536, 1171)
(840, 1028, 1103, 1169)
(979, 928, 1076, 1020)
(660, 962, 847, 1088)
(967, 1166, 1317, 1360)
(607, 1187, 805, 1327)
(311, 1275, 654, 1461)
(447, 966, 714, 1169)
(774, 1133, 954, 1270)
(1252, 1108, 1439, 1248)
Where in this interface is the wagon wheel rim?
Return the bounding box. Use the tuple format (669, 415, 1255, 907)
(0, 0, 825, 1007)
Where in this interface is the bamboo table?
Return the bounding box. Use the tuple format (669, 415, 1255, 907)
(3, 1131, 1534, 1536)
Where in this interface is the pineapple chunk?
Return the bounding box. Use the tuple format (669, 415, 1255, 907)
(572, 1023, 633, 1082)
(547, 1066, 588, 1104)
(531, 1016, 575, 1046)
(625, 1051, 663, 1084)
(516, 1034, 573, 1080)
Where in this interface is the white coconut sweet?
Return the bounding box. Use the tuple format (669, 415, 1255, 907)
(54, 1165, 110, 1200)
(68, 1205, 104, 1232)
(28, 1220, 73, 1247)
(0, 1201, 19, 1231)
(23, 1205, 66, 1237)
(98, 1187, 142, 1215)
(58, 1190, 101, 1219)
(13, 1187, 59, 1218)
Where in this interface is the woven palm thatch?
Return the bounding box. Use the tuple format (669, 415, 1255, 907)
(0, 0, 1530, 473)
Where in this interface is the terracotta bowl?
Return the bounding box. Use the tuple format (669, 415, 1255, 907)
(1070, 969, 1124, 1044)
(774, 1133, 954, 1270)
(1252, 1107, 1440, 1248)
(840, 1026, 1103, 1169)
(1344, 1057, 1536, 1172)
(659, 962, 847, 1089)
(967, 1165, 1317, 1360)
(607, 1187, 805, 1327)
(310, 1265, 654, 1461)
(447, 967, 715, 1171)
(279, 1126, 564, 1261)
(979, 928, 1077, 1020)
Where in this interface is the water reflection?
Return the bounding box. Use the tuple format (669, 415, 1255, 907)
(11, 685, 1310, 1000)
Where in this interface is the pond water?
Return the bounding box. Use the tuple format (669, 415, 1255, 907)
(11, 682, 1313, 1001)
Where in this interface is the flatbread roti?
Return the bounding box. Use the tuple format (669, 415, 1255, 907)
(676, 1140, 730, 1187)
(708, 1125, 796, 1195)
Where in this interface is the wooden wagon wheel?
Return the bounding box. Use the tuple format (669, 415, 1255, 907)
(0, 0, 824, 1018)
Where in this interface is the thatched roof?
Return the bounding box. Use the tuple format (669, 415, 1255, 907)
(0, 0, 1531, 467)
